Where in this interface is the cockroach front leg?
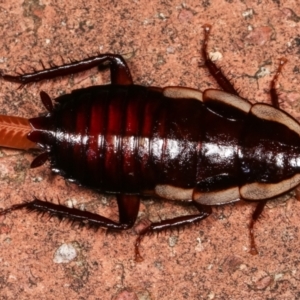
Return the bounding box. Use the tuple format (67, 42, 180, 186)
(135, 202, 212, 262)
(248, 59, 287, 255)
(0, 54, 133, 86)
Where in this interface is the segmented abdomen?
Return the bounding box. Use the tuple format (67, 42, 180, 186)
(44, 85, 204, 194)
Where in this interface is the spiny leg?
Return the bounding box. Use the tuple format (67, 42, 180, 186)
(202, 24, 239, 96)
(0, 54, 133, 86)
(249, 200, 268, 255)
(135, 202, 212, 262)
(270, 58, 287, 108)
(117, 194, 140, 228)
(0, 194, 140, 232)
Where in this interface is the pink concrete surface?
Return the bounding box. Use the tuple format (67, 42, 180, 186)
(0, 0, 299, 299)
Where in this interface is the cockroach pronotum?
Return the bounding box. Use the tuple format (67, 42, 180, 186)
(0, 25, 297, 261)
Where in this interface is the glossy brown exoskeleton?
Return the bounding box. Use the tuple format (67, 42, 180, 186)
(0, 25, 298, 261)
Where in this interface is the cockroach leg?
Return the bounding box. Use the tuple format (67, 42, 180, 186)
(0, 54, 133, 86)
(117, 194, 140, 227)
(202, 24, 239, 96)
(0, 195, 140, 232)
(249, 200, 268, 255)
(134, 203, 212, 262)
(270, 58, 287, 108)
(295, 187, 300, 201)
(247, 58, 287, 254)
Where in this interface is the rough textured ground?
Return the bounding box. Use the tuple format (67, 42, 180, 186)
(0, 0, 299, 299)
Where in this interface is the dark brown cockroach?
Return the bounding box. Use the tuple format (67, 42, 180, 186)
(0, 25, 297, 261)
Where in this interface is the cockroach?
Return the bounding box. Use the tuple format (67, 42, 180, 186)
(0, 25, 297, 261)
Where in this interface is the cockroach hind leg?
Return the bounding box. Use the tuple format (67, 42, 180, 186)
(0, 201, 31, 216)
